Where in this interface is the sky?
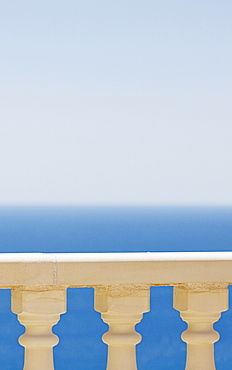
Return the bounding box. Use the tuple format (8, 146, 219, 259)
(0, 0, 232, 205)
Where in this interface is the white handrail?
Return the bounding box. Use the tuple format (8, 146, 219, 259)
(1, 252, 232, 287)
(1, 251, 232, 263)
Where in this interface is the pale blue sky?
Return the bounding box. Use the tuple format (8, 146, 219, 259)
(0, 0, 232, 204)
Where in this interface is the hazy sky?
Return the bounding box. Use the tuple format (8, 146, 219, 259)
(1, 0, 232, 205)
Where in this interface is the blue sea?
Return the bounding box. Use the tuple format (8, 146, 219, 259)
(0, 206, 232, 369)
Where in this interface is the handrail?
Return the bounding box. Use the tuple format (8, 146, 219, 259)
(1, 251, 232, 287)
(1, 251, 232, 262)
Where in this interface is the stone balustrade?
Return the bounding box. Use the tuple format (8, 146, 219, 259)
(0, 252, 232, 369)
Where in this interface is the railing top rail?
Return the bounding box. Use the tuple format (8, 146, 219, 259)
(0, 251, 232, 263)
(1, 252, 232, 288)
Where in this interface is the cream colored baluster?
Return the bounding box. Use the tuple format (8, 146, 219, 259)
(95, 284, 150, 370)
(174, 283, 228, 370)
(12, 289, 66, 370)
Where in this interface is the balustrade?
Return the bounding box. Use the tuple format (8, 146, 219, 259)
(0, 252, 232, 369)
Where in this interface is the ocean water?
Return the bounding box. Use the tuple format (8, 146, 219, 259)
(0, 206, 232, 369)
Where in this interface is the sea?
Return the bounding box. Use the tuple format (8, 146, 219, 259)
(0, 205, 232, 369)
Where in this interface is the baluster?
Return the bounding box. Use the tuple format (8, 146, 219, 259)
(12, 288, 66, 370)
(95, 284, 150, 370)
(174, 283, 228, 370)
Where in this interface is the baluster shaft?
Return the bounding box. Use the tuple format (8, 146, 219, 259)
(12, 289, 66, 370)
(174, 283, 228, 370)
(95, 284, 150, 370)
